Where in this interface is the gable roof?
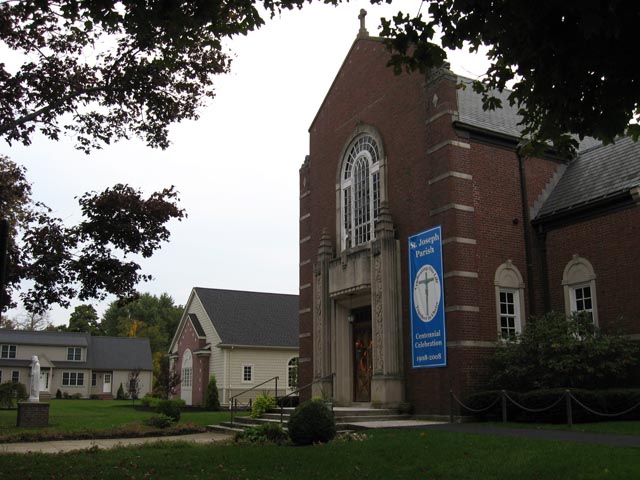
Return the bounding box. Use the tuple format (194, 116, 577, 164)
(536, 136, 640, 219)
(193, 288, 298, 348)
(0, 329, 153, 371)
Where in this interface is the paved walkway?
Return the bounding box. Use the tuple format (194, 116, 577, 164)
(1, 423, 638, 454)
(0, 431, 233, 454)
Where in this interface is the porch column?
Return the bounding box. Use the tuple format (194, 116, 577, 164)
(371, 202, 405, 406)
(312, 229, 334, 398)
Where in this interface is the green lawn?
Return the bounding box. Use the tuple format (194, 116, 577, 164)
(0, 399, 238, 441)
(0, 429, 638, 479)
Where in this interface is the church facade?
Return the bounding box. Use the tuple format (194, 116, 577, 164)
(298, 30, 640, 414)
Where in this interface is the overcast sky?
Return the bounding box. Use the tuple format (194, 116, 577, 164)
(4, 1, 489, 327)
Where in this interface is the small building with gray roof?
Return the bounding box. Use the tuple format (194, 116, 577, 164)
(0, 329, 153, 399)
(168, 288, 299, 406)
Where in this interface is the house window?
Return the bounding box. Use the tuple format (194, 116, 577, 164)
(494, 261, 525, 339)
(11, 371, 19, 383)
(91, 373, 97, 386)
(242, 365, 253, 383)
(571, 284, 594, 323)
(341, 133, 382, 250)
(67, 347, 82, 361)
(181, 349, 193, 389)
(498, 289, 521, 339)
(1, 344, 16, 359)
(287, 357, 298, 389)
(562, 255, 598, 325)
(62, 372, 84, 386)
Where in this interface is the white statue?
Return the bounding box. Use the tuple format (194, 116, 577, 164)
(28, 355, 40, 403)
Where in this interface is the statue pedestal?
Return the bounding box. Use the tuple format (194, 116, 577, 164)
(17, 402, 49, 427)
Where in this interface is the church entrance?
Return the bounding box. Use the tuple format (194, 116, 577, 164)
(352, 306, 372, 402)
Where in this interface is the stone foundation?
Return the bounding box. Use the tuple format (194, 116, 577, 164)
(17, 402, 50, 428)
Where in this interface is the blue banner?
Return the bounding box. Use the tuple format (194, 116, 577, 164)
(408, 226, 447, 368)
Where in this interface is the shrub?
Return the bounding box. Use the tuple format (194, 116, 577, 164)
(143, 414, 174, 429)
(287, 399, 336, 446)
(55, 389, 62, 399)
(156, 399, 181, 422)
(142, 396, 161, 408)
(251, 395, 276, 418)
(488, 312, 640, 390)
(0, 381, 28, 408)
(62, 391, 69, 399)
(116, 383, 126, 400)
(235, 423, 288, 445)
(205, 375, 220, 410)
(70, 393, 82, 400)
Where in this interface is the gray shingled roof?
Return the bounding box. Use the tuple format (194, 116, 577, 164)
(193, 288, 298, 348)
(536, 136, 640, 218)
(0, 330, 152, 371)
(455, 76, 601, 152)
(0, 329, 89, 347)
(90, 336, 153, 370)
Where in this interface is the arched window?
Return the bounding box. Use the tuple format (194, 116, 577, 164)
(562, 255, 598, 325)
(181, 349, 193, 389)
(494, 261, 526, 339)
(287, 357, 298, 389)
(341, 134, 381, 249)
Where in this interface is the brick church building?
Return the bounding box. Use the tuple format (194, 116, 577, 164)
(298, 21, 640, 414)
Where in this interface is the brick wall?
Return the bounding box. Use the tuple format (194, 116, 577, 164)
(299, 35, 638, 413)
(545, 206, 640, 334)
(176, 319, 208, 406)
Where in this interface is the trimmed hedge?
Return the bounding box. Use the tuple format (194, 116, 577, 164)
(467, 388, 640, 423)
(288, 399, 336, 446)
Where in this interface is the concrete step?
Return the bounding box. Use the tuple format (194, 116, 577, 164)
(207, 424, 246, 435)
(333, 414, 412, 423)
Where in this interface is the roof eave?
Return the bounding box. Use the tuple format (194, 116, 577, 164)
(217, 343, 299, 351)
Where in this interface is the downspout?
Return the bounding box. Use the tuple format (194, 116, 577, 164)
(516, 144, 536, 317)
(537, 226, 551, 312)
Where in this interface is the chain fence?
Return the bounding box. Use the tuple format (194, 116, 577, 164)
(449, 389, 640, 426)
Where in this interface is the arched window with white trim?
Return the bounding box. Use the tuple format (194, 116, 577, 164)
(287, 357, 298, 389)
(341, 134, 381, 249)
(180, 349, 193, 404)
(562, 255, 598, 326)
(494, 261, 526, 339)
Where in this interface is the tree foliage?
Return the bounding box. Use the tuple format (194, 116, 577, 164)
(65, 304, 102, 334)
(375, 0, 640, 153)
(3, 1, 632, 155)
(101, 292, 182, 388)
(0, 156, 185, 314)
(0, 0, 314, 152)
(488, 312, 640, 391)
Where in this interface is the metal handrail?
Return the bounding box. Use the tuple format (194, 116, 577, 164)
(229, 375, 278, 425)
(278, 372, 335, 424)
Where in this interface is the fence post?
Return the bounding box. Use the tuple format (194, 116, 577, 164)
(501, 390, 507, 423)
(565, 390, 573, 428)
(449, 390, 454, 424)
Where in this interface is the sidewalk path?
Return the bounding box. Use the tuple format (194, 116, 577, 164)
(0, 431, 233, 455)
(422, 423, 640, 448)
